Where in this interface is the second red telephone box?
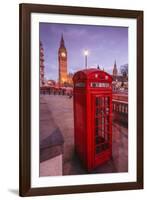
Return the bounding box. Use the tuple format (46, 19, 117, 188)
(73, 68, 112, 171)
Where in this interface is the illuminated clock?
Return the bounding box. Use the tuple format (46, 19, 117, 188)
(61, 52, 66, 57)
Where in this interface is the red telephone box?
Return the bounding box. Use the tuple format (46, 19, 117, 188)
(73, 68, 112, 171)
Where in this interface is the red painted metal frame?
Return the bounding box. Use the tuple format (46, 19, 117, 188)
(73, 69, 112, 171)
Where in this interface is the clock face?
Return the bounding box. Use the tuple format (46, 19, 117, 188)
(61, 52, 66, 57)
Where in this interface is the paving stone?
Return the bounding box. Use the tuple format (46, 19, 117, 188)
(40, 94, 128, 175)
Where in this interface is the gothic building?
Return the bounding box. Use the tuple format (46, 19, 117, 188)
(58, 34, 68, 86)
(113, 60, 118, 81)
(40, 41, 45, 87)
(58, 34, 74, 86)
(112, 60, 128, 82)
(112, 60, 128, 91)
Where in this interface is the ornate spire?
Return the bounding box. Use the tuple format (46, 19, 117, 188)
(60, 34, 65, 48)
(114, 60, 117, 69)
(97, 65, 100, 70)
(113, 60, 118, 76)
(40, 41, 43, 47)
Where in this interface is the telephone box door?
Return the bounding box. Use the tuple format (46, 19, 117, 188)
(93, 94, 112, 166)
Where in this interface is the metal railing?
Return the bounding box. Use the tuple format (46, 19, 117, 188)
(112, 99, 128, 126)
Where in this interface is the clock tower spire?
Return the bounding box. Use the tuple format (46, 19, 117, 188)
(60, 33, 65, 48)
(58, 34, 67, 86)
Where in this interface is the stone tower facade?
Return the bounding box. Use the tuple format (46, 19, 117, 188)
(58, 34, 67, 86)
(113, 60, 118, 78)
(40, 41, 45, 87)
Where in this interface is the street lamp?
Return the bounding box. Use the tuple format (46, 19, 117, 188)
(84, 49, 89, 69)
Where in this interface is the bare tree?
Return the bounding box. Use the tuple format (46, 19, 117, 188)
(120, 64, 128, 77)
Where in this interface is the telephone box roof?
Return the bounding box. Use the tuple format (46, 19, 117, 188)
(73, 68, 112, 82)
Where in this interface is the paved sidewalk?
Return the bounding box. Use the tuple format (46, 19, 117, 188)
(40, 94, 128, 175)
(40, 95, 64, 176)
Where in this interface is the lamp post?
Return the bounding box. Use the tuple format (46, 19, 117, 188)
(84, 49, 88, 69)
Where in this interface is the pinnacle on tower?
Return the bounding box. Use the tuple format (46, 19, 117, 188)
(40, 41, 43, 47)
(113, 59, 118, 77)
(97, 65, 100, 70)
(114, 60, 117, 68)
(60, 34, 65, 48)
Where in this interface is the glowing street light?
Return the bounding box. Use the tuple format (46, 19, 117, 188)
(84, 49, 89, 69)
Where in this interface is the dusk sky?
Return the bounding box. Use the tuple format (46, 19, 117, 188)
(40, 23, 128, 81)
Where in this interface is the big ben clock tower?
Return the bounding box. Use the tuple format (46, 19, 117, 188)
(58, 34, 67, 86)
